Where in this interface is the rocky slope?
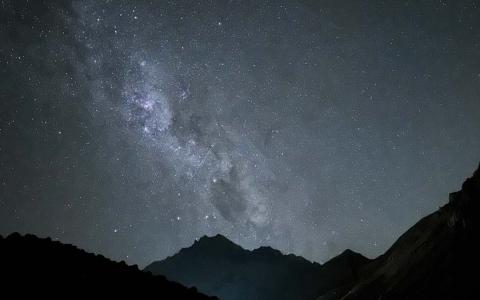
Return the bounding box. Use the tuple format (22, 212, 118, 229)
(317, 163, 479, 300)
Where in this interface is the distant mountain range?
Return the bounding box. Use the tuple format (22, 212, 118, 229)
(146, 163, 478, 300)
(1, 163, 477, 299)
(144, 234, 369, 300)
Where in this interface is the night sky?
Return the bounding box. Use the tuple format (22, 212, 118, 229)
(1, 0, 479, 267)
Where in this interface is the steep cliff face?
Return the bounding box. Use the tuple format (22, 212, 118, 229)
(319, 164, 479, 300)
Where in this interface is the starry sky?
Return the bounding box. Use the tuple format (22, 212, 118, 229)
(1, 0, 479, 267)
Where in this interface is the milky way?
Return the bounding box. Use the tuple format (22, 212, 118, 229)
(1, 0, 479, 266)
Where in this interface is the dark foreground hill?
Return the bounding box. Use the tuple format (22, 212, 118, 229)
(317, 163, 479, 300)
(0, 233, 216, 298)
(144, 234, 370, 300)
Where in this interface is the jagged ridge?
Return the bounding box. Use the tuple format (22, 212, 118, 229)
(145, 234, 369, 300)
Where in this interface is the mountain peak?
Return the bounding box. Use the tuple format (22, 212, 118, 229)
(462, 162, 480, 195)
(333, 249, 364, 260)
(323, 248, 369, 269)
(448, 162, 480, 209)
(194, 234, 240, 248)
(196, 234, 230, 243)
(252, 245, 283, 256)
(183, 234, 243, 256)
(340, 248, 355, 255)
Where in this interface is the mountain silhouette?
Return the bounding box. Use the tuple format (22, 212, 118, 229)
(145, 164, 478, 300)
(1, 164, 477, 299)
(0, 233, 216, 298)
(144, 234, 370, 300)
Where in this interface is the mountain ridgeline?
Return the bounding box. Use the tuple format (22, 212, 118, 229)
(145, 234, 369, 300)
(145, 163, 479, 300)
(0, 164, 477, 299)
